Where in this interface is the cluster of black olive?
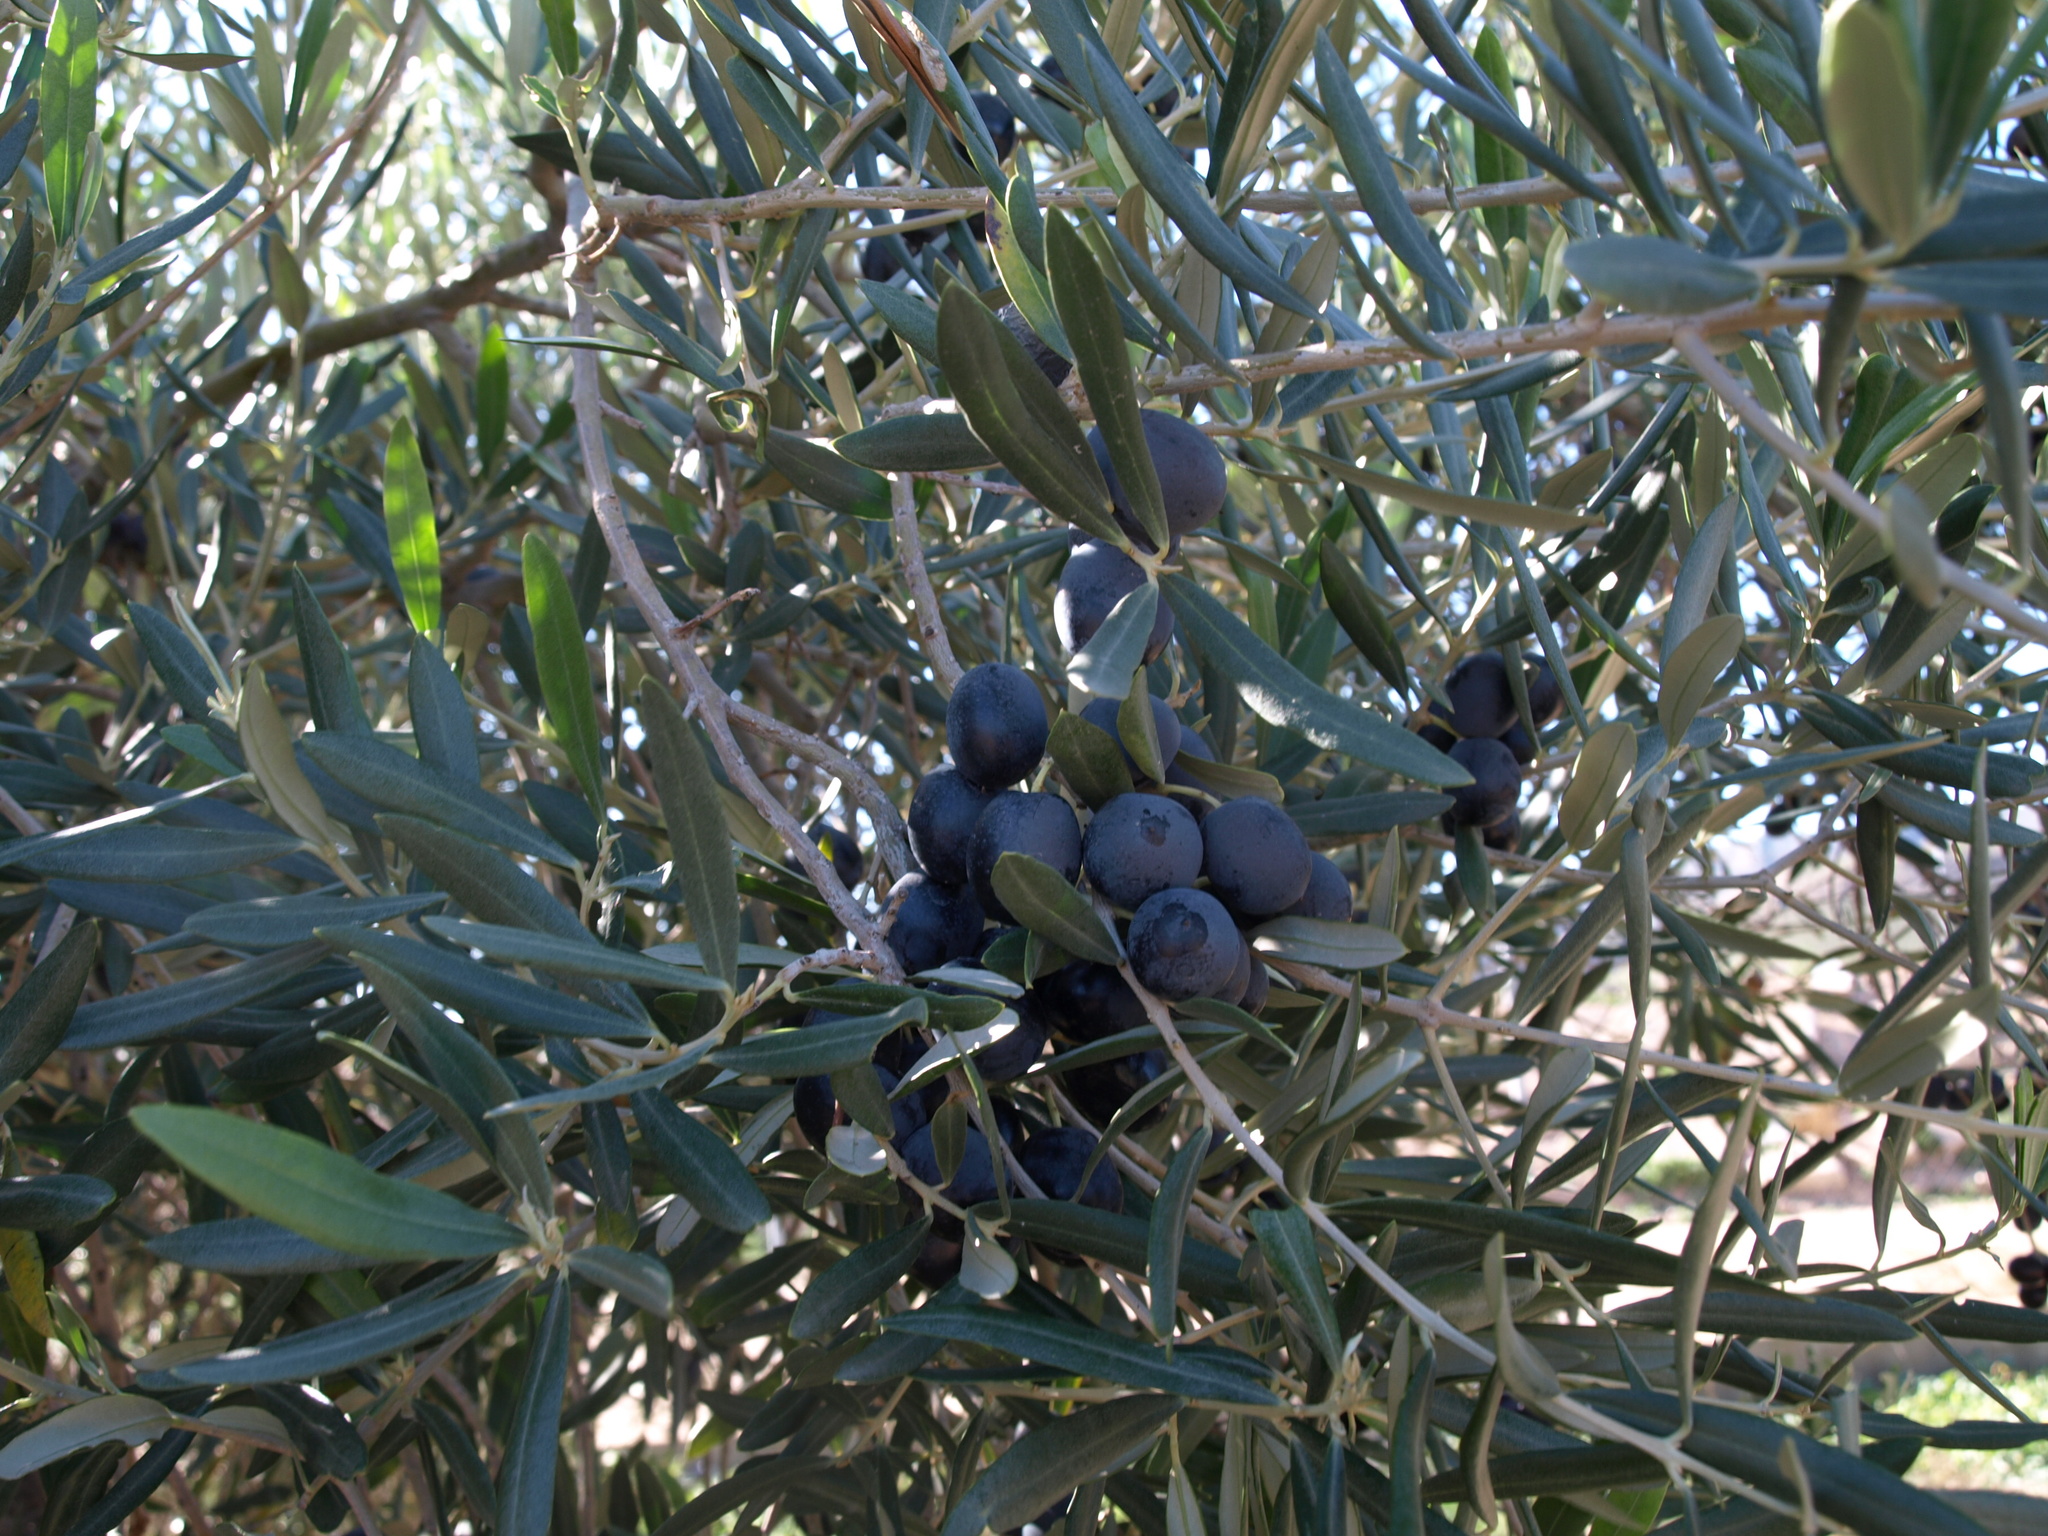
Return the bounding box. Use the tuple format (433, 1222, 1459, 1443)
(1411, 651, 1562, 850)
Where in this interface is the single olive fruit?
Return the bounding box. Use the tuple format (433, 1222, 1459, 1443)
(1082, 792, 1203, 910)
(948, 662, 1049, 790)
(882, 873, 985, 974)
(909, 765, 995, 888)
(807, 818, 863, 890)
(1441, 651, 1518, 740)
(970, 92, 1018, 160)
(896, 1122, 1003, 1238)
(1086, 410, 1228, 548)
(794, 1064, 938, 1150)
(1240, 953, 1270, 1015)
(998, 302, 1070, 386)
(1288, 852, 1352, 921)
(969, 790, 1083, 921)
(1061, 1049, 1167, 1129)
(1128, 886, 1240, 1000)
(1201, 797, 1312, 917)
(1018, 1127, 1122, 1213)
(1079, 695, 1182, 778)
(1498, 720, 1536, 765)
(975, 995, 1050, 1084)
(1162, 727, 1214, 819)
(1214, 930, 1251, 1006)
(1523, 654, 1563, 724)
(1444, 736, 1522, 829)
(1032, 959, 1150, 1043)
(1054, 540, 1175, 661)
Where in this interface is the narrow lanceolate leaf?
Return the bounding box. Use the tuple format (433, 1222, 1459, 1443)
(1320, 540, 1408, 694)
(132, 1105, 521, 1261)
(290, 567, 371, 737)
(1249, 916, 1404, 972)
(1564, 236, 1761, 314)
(936, 285, 1122, 545)
(41, 0, 100, 249)
(0, 1174, 115, 1230)
(7, 827, 304, 882)
(1296, 452, 1599, 535)
(1658, 612, 1743, 747)
(790, 1218, 931, 1340)
(1163, 575, 1467, 787)
(475, 321, 509, 471)
(239, 666, 344, 852)
(1148, 1128, 1206, 1340)
(629, 1090, 771, 1233)
(1558, 721, 1635, 850)
(564, 1247, 674, 1316)
(1249, 1206, 1345, 1373)
(1838, 984, 1998, 1100)
(302, 733, 572, 866)
(1672, 1082, 1758, 1413)
(835, 412, 994, 472)
(497, 1277, 571, 1536)
(0, 919, 97, 1089)
(764, 428, 892, 520)
(990, 853, 1122, 964)
(66, 942, 332, 1050)
(1820, 0, 1929, 247)
(524, 532, 605, 811)
(1048, 213, 1166, 552)
(385, 419, 441, 635)
(420, 918, 725, 994)
(173, 1273, 522, 1384)
(0, 1395, 173, 1480)
(713, 999, 927, 1077)
(938, 1395, 1183, 1536)
(1049, 710, 1138, 808)
(885, 1306, 1277, 1402)
(639, 679, 741, 989)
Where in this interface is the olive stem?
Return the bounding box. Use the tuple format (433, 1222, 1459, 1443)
(892, 471, 964, 692)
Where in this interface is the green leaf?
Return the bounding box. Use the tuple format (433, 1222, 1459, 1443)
(132, 1104, 521, 1262)
(936, 284, 1122, 545)
(66, 941, 331, 1051)
(1048, 213, 1166, 552)
(1820, 0, 1931, 246)
(1248, 916, 1404, 972)
(146, 1217, 370, 1276)
(1249, 1206, 1344, 1372)
(6, 827, 303, 881)
(420, 917, 726, 995)
(302, 733, 572, 865)
(1611, 1290, 1914, 1343)
(990, 852, 1122, 964)
(320, 927, 649, 1042)
(475, 322, 509, 471)
(173, 1273, 521, 1384)
(835, 412, 994, 472)
(790, 1218, 930, 1340)
(712, 998, 927, 1077)
(565, 1246, 675, 1315)
(1084, 50, 1311, 318)
(0, 1395, 174, 1480)
(859, 278, 939, 361)
(629, 1089, 771, 1233)
(0, 1174, 114, 1230)
(0, 918, 97, 1090)
(1287, 793, 1452, 842)
(538, 0, 578, 73)
(1048, 710, 1138, 808)
(1319, 540, 1408, 694)
(523, 531, 606, 811)
(290, 567, 371, 738)
(497, 1277, 571, 1536)
(378, 815, 594, 941)
(939, 1395, 1182, 1536)
(885, 1304, 1277, 1402)
(1658, 612, 1743, 745)
(1148, 1129, 1206, 1339)
(408, 631, 478, 783)
(1558, 721, 1635, 851)
(1564, 235, 1762, 315)
(40, 0, 99, 249)
(384, 419, 441, 636)
(1163, 575, 1467, 786)
(764, 428, 892, 520)
(1838, 984, 1997, 1100)
(639, 679, 742, 988)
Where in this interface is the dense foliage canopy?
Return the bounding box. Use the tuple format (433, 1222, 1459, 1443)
(1, 0, 2047, 1532)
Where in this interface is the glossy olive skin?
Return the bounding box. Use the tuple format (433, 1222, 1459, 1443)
(968, 791, 1083, 921)
(1081, 792, 1203, 909)
(1444, 736, 1522, 829)
(882, 873, 985, 974)
(794, 1064, 939, 1150)
(1201, 797, 1312, 917)
(947, 662, 1049, 790)
(1127, 887, 1240, 1000)
(1086, 410, 1228, 549)
(974, 995, 1050, 1084)
(1079, 695, 1182, 778)
(1018, 1126, 1122, 1213)
(897, 1123, 1002, 1238)
(1054, 540, 1174, 661)
(1240, 953, 1270, 1015)
(1288, 852, 1352, 921)
(1031, 960, 1149, 1043)
(1215, 932, 1251, 1006)
(1441, 651, 1518, 740)
(909, 765, 995, 888)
